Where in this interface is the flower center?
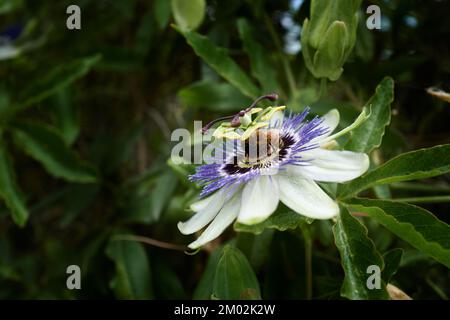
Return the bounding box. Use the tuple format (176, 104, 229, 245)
(221, 129, 295, 175)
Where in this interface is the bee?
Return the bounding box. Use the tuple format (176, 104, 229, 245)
(244, 128, 281, 165)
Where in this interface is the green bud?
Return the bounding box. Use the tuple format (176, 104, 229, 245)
(301, 0, 362, 81)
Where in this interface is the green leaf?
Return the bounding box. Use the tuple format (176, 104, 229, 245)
(134, 13, 155, 58)
(235, 230, 274, 270)
(167, 157, 196, 187)
(373, 184, 391, 199)
(0, 145, 28, 226)
(0, 0, 23, 15)
(344, 198, 450, 268)
(122, 162, 179, 224)
(178, 81, 252, 112)
(12, 121, 98, 183)
(237, 19, 278, 93)
(338, 144, 450, 199)
(382, 248, 403, 282)
(150, 170, 177, 221)
(193, 246, 223, 300)
(234, 210, 313, 235)
(105, 237, 153, 299)
(92, 123, 144, 175)
(213, 245, 261, 300)
(15, 55, 101, 112)
(126, 169, 178, 224)
(0, 87, 10, 117)
(59, 184, 99, 227)
(95, 47, 140, 72)
(153, 261, 186, 299)
(0, 263, 19, 281)
(50, 88, 79, 145)
(345, 77, 394, 153)
(333, 207, 389, 299)
(171, 0, 205, 31)
(154, 0, 172, 30)
(174, 27, 260, 99)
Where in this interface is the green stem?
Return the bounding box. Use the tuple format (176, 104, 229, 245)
(426, 276, 448, 300)
(283, 58, 297, 99)
(112, 234, 188, 251)
(264, 14, 297, 98)
(390, 182, 450, 194)
(318, 77, 327, 99)
(393, 195, 450, 204)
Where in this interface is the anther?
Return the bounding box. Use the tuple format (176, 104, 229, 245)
(201, 93, 279, 134)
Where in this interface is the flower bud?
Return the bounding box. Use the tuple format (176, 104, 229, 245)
(301, 0, 362, 81)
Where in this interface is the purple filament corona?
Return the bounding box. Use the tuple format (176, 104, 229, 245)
(189, 107, 329, 197)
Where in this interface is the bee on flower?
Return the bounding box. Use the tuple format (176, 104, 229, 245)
(178, 94, 370, 249)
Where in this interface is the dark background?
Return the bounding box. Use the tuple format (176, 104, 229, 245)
(0, 0, 449, 299)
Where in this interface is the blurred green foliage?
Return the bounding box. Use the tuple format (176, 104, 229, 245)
(0, 0, 449, 300)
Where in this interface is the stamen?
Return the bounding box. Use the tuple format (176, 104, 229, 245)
(201, 115, 235, 134)
(246, 93, 278, 110)
(201, 93, 279, 134)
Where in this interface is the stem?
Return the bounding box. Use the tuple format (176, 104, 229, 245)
(393, 195, 450, 204)
(201, 94, 279, 133)
(426, 276, 448, 300)
(201, 114, 236, 133)
(112, 234, 188, 251)
(264, 14, 297, 98)
(318, 78, 327, 99)
(247, 93, 279, 109)
(283, 58, 297, 98)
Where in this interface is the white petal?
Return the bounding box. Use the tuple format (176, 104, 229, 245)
(189, 194, 213, 212)
(237, 175, 279, 225)
(320, 109, 340, 136)
(269, 110, 284, 127)
(0, 45, 20, 60)
(278, 174, 339, 219)
(320, 107, 370, 145)
(308, 109, 340, 146)
(188, 191, 242, 249)
(178, 189, 227, 235)
(291, 148, 369, 182)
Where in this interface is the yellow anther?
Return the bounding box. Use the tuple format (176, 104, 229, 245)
(240, 122, 268, 141)
(260, 106, 286, 121)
